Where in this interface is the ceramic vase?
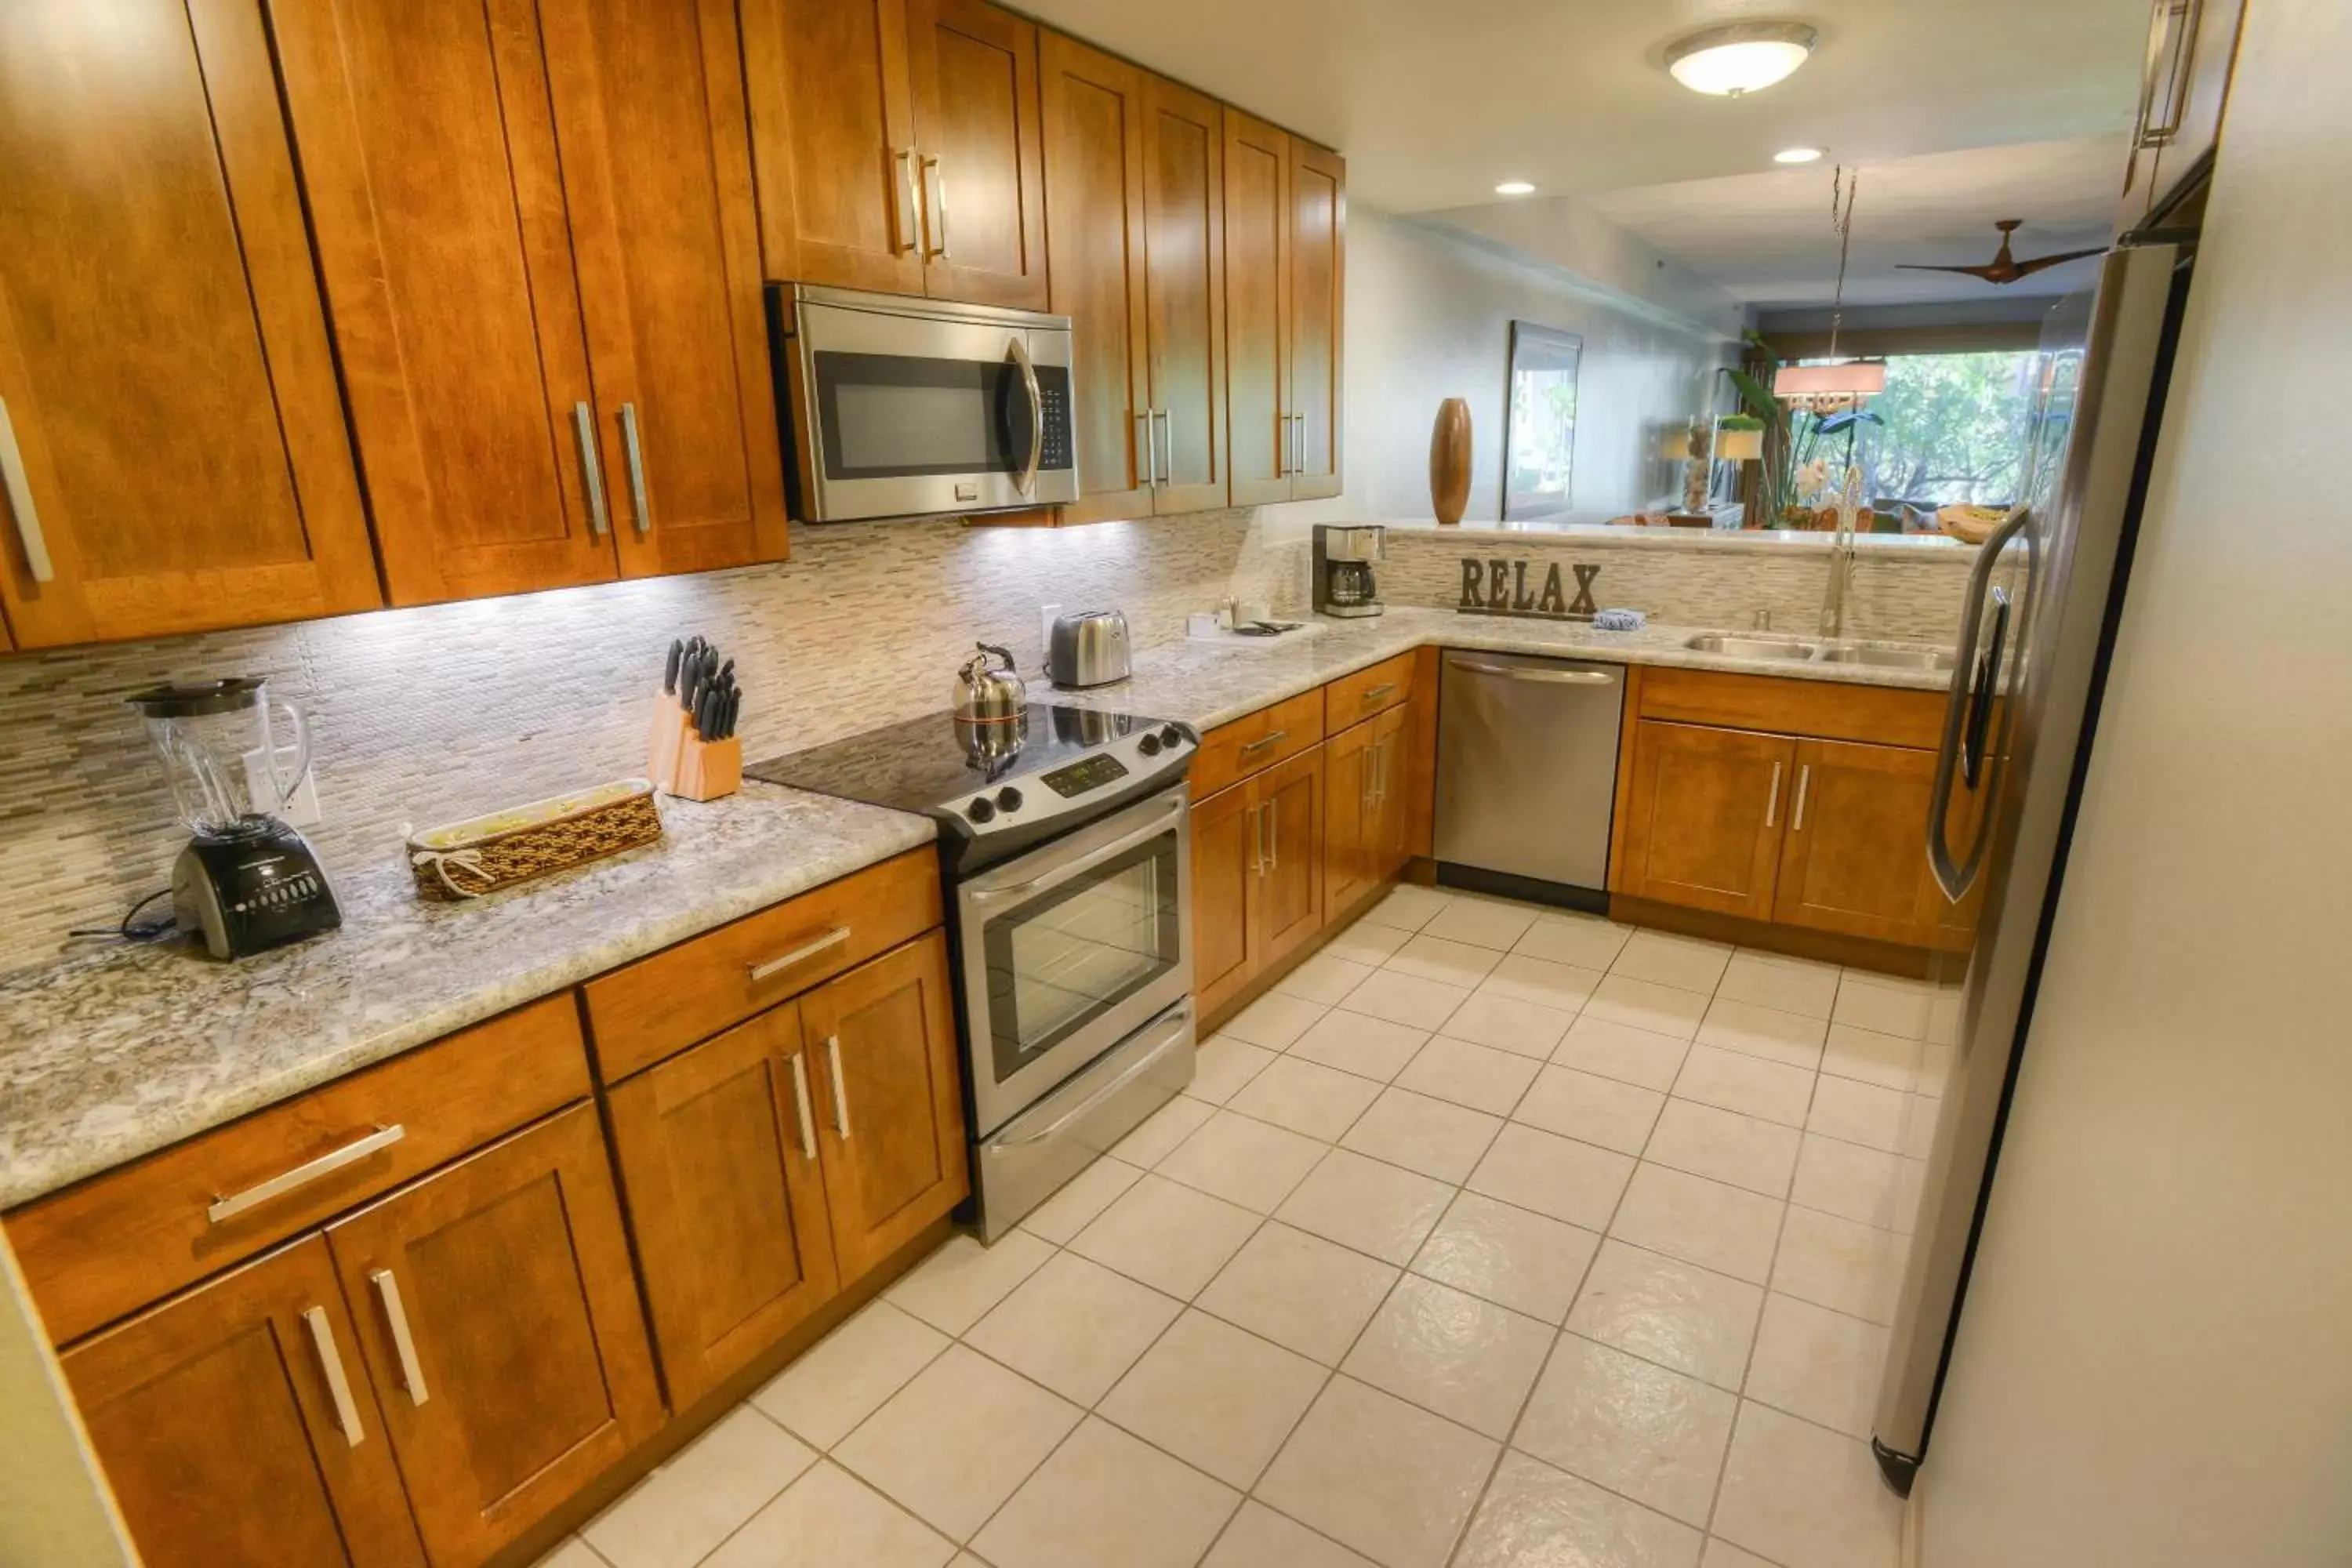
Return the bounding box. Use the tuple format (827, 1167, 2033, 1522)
(1429, 398, 1471, 524)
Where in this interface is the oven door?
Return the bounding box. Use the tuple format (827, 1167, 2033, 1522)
(956, 787, 1192, 1136)
(791, 289, 1075, 521)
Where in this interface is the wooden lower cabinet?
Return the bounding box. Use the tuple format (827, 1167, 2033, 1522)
(1193, 745, 1326, 1017)
(1775, 739, 1976, 950)
(62, 1236, 424, 1568)
(1258, 746, 1325, 967)
(606, 1000, 840, 1410)
(1323, 702, 1410, 917)
(1191, 772, 1260, 1014)
(1614, 720, 1795, 921)
(324, 1102, 662, 1567)
(800, 932, 969, 1280)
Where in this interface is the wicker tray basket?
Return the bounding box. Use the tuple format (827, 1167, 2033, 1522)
(406, 779, 662, 901)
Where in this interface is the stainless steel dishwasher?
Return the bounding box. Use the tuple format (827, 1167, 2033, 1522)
(1434, 649, 1625, 905)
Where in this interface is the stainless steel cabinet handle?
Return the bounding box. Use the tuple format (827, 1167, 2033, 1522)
(1250, 803, 1265, 876)
(2134, 0, 2201, 146)
(1289, 413, 1305, 475)
(788, 1053, 818, 1160)
(1134, 412, 1152, 488)
(1152, 408, 1172, 486)
(749, 926, 850, 983)
(209, 1124, 405, 1224)
(1275, 408, 1291, 476)
(1009, 336, 1043, 498)
(922, 154, 950, 258)
(302, 1306, 365, 1447)
(1359, 683, 1397, 704)
(1449, 658, 1616, 686)
(0, 397, 53, 583)
(895, 149, 920, 254)
(1265, 797, 1280, 873)
(619, 402, 652, 535)
(369, 1269, 428, 1407)
(825, 1034, 851, 1138)
(572, 402, 610, 536)
(1764, 760, 1782, 829)
(1791, 764, 1812, 833)
(1238, 729, 1289, 757)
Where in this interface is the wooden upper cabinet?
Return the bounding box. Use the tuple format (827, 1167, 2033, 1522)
(324, 1103, 662, 1566)
(61, 1236, 424, 1568)
(554, 0, 791, 576)
(0, 0, 379, 648)
(1041, 32, 1153, 522)
(1222, 108, 1291, 507)
(1773, 739, 1961, 949)
(800, 934, 969, 1279)
(905, 0, 1049, 307)
(1142, 76, 1228, 514)
(1615, 720, 1794, 921)
(1287, 137, 1345, 500)
(607, 1000, 841, 1410)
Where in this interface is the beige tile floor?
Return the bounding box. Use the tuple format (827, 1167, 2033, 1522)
(536, 887, 1955, 1568)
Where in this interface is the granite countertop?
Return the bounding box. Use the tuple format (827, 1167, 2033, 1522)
(0, 785, 934, 1207)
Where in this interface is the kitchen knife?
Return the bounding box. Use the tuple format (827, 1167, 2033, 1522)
(720, 687, 742, 740)
(696, 681, 722, 740)
(662, 638, 683, 695)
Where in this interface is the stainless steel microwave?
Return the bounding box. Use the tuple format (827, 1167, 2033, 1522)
(765, 283, 1077, 521)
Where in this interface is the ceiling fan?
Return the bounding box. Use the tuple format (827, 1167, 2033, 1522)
(1896, 220, 2105, 285)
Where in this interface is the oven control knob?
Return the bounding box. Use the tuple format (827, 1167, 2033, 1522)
(1159, 725, 1184, 748)
(1138, 733, 1161, 757)
(966, 797, 996, 825)
(996, 786, 1023, 812)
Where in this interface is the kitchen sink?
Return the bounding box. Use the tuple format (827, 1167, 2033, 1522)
(1682, 633, 1820, 661)
(1818, 644, 1958, 672)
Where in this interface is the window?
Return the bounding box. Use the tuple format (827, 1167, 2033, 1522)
(1795, 350, 2048, 510)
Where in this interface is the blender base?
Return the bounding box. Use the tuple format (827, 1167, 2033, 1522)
(173, 818, 343, 959)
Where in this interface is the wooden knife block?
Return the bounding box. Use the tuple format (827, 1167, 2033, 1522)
(648, 701, 739, 800)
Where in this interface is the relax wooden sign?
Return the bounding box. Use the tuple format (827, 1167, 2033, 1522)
(1457, 557, 1601, 622)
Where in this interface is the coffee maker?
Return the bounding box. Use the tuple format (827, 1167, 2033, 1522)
(128, 678, 343, 959)
(1312, 524, 1385, 618)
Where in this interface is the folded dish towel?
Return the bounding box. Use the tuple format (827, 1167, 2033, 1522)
(1591, 608, 1646, 631)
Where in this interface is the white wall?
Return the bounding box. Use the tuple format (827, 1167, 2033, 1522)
(1918, 2, 2352, 1563)
(0, 1240, 134, 1566)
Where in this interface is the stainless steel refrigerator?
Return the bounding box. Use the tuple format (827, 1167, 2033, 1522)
(1870, 233, 2201, 1493)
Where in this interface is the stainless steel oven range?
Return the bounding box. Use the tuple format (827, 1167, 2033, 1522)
(749, 704, 1196, 1239)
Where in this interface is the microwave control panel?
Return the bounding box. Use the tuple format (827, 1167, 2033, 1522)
(1036, 366, 1072, 472)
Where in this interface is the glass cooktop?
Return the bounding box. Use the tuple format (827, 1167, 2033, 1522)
(746, 704, 1177, 814)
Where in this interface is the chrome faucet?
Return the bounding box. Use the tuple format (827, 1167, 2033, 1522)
(1819, 467, 1862, 639)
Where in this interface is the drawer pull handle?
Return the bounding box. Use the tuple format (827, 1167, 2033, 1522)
(750, 926, 851, 983)
(1238, 729, 1289, 757)
(1764, 760, 1783, 829)
(573, 402, 610, 536)
(207, 1124, 405, 1225)
(1359, 683, 1396, 703)
(788, 1052, 818, 1160)
(1264, 797, 1280, 873)
(370, 1269, 429, 1407)
(303, 1306, 365, 1447)
(0, 397, 55, 583)
(1792, 764, 1813, 833)
(825, 1035, 851, 1138)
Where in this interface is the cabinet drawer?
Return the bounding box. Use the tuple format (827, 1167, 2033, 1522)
(7, 995, 590, 1346)
(1191, 687, 1327, 797)
(1325, 652, 1416, 728)
(583, 848, 944, 1082)
(1637, 666, 1947, 750)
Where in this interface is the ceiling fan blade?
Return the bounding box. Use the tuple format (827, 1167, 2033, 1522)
(2010, 246, 2109, 278)
(1894, 263, 2002, 278)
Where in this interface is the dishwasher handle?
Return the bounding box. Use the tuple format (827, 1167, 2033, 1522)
(1447, 657, 1617, 686)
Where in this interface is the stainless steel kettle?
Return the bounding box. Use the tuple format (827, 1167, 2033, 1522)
(953, 643, 1028, 726)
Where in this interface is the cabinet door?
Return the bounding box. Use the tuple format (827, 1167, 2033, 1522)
(1192, 779, 1259, 1019)
(1142, 75, 1227, 513)
(61, 1236, 423, 1568)
(1616, 721, 1793, 920)
(0, 0, 379, 647)
(1223, 109, 1292, 506)
(1286, 138, 1345, 501)
(1323, 718, 1377, 917)
(802, 934, 969, 1281)
(606, 1000, 840, 1410)
(550, 0, 790, 576)
(741, 0, 927, 295)
(1369, 700, 1416, 882)
(1774, 739, 1949, 947)
(325, 1103, 662, 1567)
(906, 0, 1047, 308)
(1041, 32, 1153, 523)
(1258, 745, 1326, 967)
(274, 0, 619, 606)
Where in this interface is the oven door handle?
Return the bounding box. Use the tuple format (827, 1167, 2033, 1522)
(988, 1004, 1192, 1149)
(1009, 334, 1044, 499)
(966, 790, 1185, 908)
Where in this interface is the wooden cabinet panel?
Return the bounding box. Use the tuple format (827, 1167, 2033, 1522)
(554, 0, 789, 576)
(0, 0, 379, 646)
(1774, 739, 1957, 947)
(1327, 651, 1416, 728)
(1368, 700, 1416, 883)
(1323, 719, 1377, 917)
(61, 1236, 423, 1568)
(1222, 108, 1290, 507)
(1142, 75, 1226, 513)
(1636, 666, 1947, 750)
(1402, 648, 1442, 861)
(325, 1103, 662, 1567)
(906, 0, 1048, 308)
(1615, 721, 1794, 921)
(275, 0, 619, 606)
(1041, 32, 1152, 523)
(741, 0, 925, 295)
(608, 1000, 840, 1409)
(1255, 745, 1325, 969)
(1191, 686, 1326, 797)
(801, 935, 969, 1280)
(1287, 138, 1345, 501)
(1191, 779, 1258, 1019)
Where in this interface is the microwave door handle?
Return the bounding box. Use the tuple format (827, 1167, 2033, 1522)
(1008, 335, 1044, 498)
(1926, 503, 2031, 900)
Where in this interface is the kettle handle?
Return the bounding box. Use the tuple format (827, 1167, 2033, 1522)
(979, 642, 1015, 669)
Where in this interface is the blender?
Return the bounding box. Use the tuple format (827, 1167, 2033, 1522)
(127, 678, 343, 958)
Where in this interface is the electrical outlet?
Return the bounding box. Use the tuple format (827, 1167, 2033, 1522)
(1039, 602, 1062, 652)
(245, 746, 323, 829)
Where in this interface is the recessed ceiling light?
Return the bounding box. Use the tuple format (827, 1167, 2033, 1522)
(1665, 21, 1818, 96)
(1774, 147, 1824, 164)
(1495, 180, 1537, 196)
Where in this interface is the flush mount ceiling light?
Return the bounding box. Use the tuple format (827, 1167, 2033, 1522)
(1494, 180, 1537, 196)
(1774, 146, 1824, 164)
(1665, 21, 1818, 96)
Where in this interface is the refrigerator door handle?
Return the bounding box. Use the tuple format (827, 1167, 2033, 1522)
(1928, 504, 2032, 901)
(1962, 587, 2013, 791)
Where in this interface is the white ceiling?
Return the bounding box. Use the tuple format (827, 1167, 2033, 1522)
(1018, 0, 2154, 312)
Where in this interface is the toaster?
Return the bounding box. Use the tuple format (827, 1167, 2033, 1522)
(1047, 609, 1131, 687)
